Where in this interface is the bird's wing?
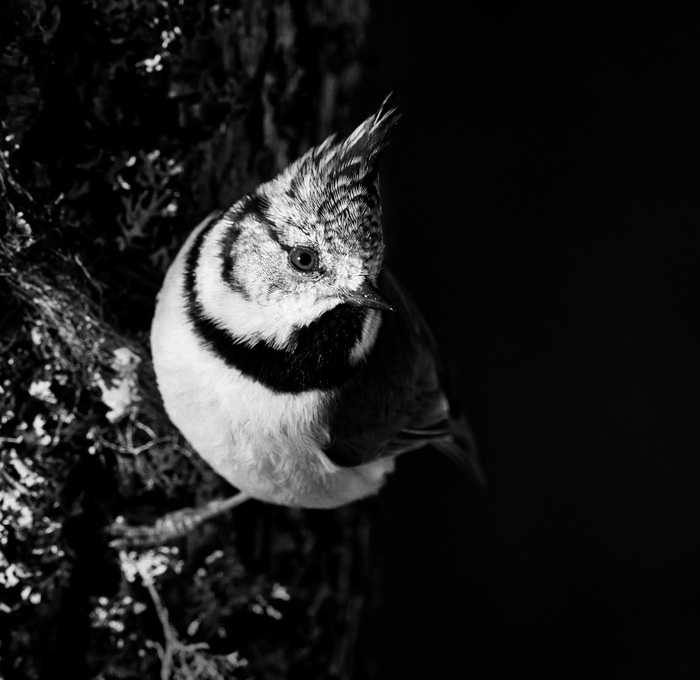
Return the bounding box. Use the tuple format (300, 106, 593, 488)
(324, 270, 485, 484)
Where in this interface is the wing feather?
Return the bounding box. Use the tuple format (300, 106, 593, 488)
(324, 270, 485, 484)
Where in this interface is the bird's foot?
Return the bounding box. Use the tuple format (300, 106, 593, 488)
(108, 492, 252, 549)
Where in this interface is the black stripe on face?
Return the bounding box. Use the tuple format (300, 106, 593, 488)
(287, 172, 302, 202)
(240, 193, 284, 242)
(235, 192, 292, 250)
(184, 213, 221, 309)
(239, 193, 271, 221)
(219, 218, 242, 293)
(184, 215, 367, 393)
(219, 194, 281, 296)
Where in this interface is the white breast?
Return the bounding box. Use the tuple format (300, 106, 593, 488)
(150, 222, 394, 508)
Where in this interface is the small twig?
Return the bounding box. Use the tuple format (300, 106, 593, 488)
(131, 417, 159, 441)
(51, 411, 67, 447)
(99, 436, 171, 456)
(124, 551, 210, 680)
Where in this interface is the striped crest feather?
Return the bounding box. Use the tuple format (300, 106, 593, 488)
(312, 93, 402, 179)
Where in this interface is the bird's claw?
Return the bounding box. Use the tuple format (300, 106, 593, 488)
(107, 493, 252, 550)
(108, 507, 210, 549)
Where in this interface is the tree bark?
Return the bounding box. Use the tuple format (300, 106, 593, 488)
(0, 2, 379, 678)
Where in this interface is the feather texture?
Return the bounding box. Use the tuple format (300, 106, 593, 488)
(325, 271, 484, 484)
(151, 96, 484, 510)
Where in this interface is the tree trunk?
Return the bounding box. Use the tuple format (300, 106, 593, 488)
(0, 2, 379, 678)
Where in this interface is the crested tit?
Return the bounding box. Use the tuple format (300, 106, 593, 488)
(149, 97, 483, 514)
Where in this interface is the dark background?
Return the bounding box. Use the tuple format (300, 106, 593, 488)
(355, 7, 699, 679)
(2, 4, 697, 679)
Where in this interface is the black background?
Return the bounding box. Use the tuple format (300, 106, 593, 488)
(354, 7, 699, 679)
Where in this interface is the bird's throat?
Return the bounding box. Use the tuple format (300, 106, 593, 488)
(188, 303, 368, 394)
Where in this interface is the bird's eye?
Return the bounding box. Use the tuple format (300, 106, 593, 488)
(289, 247, 319, 272)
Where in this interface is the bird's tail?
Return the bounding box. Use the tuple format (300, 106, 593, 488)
(435, 416, 487, 486)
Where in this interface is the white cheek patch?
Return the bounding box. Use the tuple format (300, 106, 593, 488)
(194, 215, 381, 352)
(199, 279, 338, 349)
(263, 293, 339, 344)
(196, 226, 341, 347)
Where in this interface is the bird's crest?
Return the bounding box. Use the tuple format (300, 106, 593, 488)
(312, 93, 402, 179)
(251, 95, 402, 264)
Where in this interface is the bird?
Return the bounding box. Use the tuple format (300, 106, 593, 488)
(115, 96, 484, 545)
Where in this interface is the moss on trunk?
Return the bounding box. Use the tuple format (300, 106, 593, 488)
(0, 2, 381, 678)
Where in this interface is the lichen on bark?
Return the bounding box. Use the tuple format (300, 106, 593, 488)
(0, 1, 380, 678)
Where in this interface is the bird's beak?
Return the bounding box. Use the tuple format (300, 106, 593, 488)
(343, 281, 396, 312)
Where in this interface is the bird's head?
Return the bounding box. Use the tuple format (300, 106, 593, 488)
(192, 97, 401, 353)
